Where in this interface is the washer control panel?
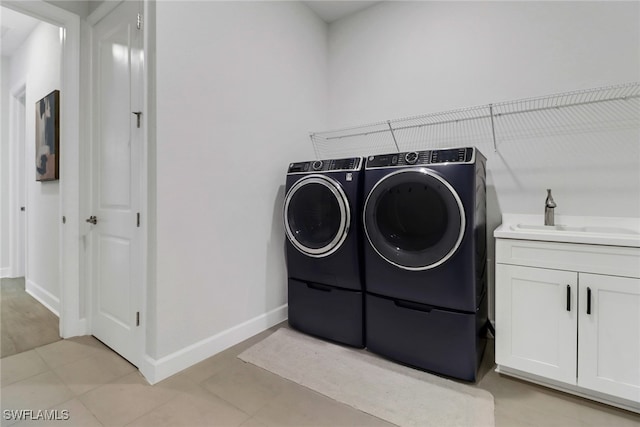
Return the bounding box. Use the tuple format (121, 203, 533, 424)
(366, 147, 474, 169)
(288, 157, 362, 174)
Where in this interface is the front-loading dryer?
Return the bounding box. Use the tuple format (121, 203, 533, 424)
(284, 157, 364, 347)
(362, 147, 488, 381)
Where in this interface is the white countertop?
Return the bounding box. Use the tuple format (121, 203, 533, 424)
(494, 214, 640, 248)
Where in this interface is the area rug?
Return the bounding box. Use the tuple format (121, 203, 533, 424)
(238, 328, 495, 427)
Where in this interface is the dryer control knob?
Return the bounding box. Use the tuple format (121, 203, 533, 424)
(405, 152, 419, 164)
(312, 160, 324, 170)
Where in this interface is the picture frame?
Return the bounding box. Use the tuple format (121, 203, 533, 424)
(35, 89, 60, 181)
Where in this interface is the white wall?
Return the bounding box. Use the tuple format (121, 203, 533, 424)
(7, 21, 62, 312)
(328, 1, 639, 127)
(151, 1, 326, 366)
(328, 1, 640, 211)
(0, 59, 10, 277)
(44, 1, 89, 18)
(326, 1, 640, 320)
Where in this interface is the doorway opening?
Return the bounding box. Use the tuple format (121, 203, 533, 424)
(1, 5, 64, 358)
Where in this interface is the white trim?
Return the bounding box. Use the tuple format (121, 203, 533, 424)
(138, 0, 153, 373)
(26, 279, 60, 317)
(87, 0, 124, 26)
(139, 304, 288, 385)
(0, 268, 11, 278)
(4, 0, 85, 338)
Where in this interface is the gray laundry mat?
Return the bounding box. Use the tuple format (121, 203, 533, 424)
(238, 328, 495, 427)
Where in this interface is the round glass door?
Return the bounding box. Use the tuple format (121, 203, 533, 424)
(284, 175, 350, 257)
(363, 168, 465, 270)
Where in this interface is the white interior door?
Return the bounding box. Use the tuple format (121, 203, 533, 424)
(90, 0, 143, 366)
(10, 87, 27, 277)
(9, 86, 27, 279)
(16, 90, 26, 278)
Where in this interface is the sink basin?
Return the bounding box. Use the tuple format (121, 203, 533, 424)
(511, 224, 640, 235)
(496, 214, 640, 247)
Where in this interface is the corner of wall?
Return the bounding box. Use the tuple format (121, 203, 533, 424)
(139, 304, 287, 384)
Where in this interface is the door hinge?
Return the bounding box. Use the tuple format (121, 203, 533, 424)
(137, 212, 140, 227)
(132, 111, 142, 128)
(137, 13, 143, 30)
(136, 311, 140, 326)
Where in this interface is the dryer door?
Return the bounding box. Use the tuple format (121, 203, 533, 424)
(284, 174, 350, 258)
(363, 168, 465, 270)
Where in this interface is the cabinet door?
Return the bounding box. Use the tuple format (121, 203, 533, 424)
(496, 264, 578, 384)
(578, 273, 640, 403)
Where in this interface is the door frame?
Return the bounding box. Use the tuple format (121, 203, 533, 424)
(8, 82, 26, 279)
(3, 0, 82, 338)
(87, 0, 150, 375)
(5, 0, 151, 379)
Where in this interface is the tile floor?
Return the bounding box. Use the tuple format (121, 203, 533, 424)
(1, 323, 639, 427)
(0, 278, 61, 358)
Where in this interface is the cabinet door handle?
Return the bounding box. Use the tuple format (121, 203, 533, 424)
(587, 287, 592, 315)
(566, 285, 571, 311)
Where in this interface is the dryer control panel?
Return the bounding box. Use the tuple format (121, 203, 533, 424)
(288, 157, 363, 174)
(366, 147, 475, 169)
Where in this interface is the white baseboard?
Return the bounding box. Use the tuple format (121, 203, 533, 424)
(26, 279, 61, 317)
(61, 318, 88, 339)
(0, 267, 11, 278)
(139, 304, 288, 384)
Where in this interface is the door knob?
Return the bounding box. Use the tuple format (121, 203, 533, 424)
(86, 216, 97, 225)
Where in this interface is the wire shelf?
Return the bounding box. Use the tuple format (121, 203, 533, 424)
(310, 82, 640, 159)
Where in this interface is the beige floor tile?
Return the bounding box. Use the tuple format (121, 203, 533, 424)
(477, 343, 640, 427)
(1, 350, 49, 387)
(0, 371, 74, 423)
(35, 337, 108, 369)
(201, 358, 291, 415)
(79, 372, 177, 426)
(239, 418, 271, 427)
(253, 384, 395, 427)
(126, 384, 249, 427)
(180, 324, 288, 385)
(180, 351, 236, 385)
(1, 278, 61, 359)
(495, 400, 585, 427)
(221, 326, 284, 359)
(493, 405, 538, 427)
(53, 350, 137, 395)
(11, 398, 102, 427)
(481, 369, 640, 426)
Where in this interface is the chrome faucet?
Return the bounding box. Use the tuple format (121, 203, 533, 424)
(544, 189, 557, 226)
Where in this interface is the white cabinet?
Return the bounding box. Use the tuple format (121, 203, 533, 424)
(495, 264, 578, 385)
(578, 273, 640, 403)
(495, 238, 640, 411)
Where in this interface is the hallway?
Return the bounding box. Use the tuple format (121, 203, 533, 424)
(1, 277, 60, 358)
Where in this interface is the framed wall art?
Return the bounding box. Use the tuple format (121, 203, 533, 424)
(35, 89, 60, 181)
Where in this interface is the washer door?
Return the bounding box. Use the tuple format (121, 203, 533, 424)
(284, 175, 350, 258)
(363, 168, 465, 270)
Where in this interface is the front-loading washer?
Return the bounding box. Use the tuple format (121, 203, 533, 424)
(284, 156, 364, 347)
(362, 147, 488, 381)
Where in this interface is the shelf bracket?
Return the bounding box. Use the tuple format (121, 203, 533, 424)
(309, 133, 320, 160)
(489, 103, 498, 152)
(387, 121, 400, 153)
